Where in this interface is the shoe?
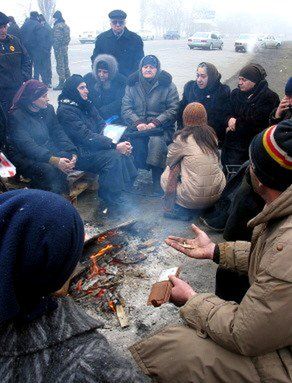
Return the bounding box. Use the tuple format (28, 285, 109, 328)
(53, 82, 64, 91)
(200, 212, 229, 232)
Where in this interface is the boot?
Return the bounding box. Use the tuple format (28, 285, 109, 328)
(151, 166, 164, 196)
(53, 80, 65, 91)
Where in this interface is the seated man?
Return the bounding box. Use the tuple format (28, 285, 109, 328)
(270, 77, 292, 125)
(57, 75, 137, 214)
(7, 80, 77, 195)
(122, 55, 179, 194)
(130, 120, 292, 383)
(84, 54, 127, 123)
(222, 64, 279, 170)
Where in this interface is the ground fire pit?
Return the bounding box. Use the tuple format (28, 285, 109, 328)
(69, 220, 156, 327)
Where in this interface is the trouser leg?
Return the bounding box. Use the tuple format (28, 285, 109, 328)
(54, 46, 66, 83)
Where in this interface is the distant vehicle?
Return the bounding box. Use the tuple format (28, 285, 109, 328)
(262, 35, 281, 48)
(187, 32, 223, 50)
(139, 30, 155, 41)
(234, 34, 261, 53)
(79, 31, 97, 44)
(163, 31, 180, 40)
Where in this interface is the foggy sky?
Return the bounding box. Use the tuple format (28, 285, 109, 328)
(2, 0, 292, 35)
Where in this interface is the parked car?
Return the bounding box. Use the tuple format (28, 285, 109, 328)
(79, 31, 97, 44)
(163, 31, 180, 40)
(187, 32, 223, 50)
(139, 30, 155, 41)
(262, 35, 281, 48)
(234, 34, 261, 52)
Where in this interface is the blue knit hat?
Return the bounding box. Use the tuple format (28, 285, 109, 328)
(285, 77, 292, 96)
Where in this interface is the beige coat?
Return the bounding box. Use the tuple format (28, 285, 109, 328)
(130, 185, 292, 382)
(161, 135, 226, 209)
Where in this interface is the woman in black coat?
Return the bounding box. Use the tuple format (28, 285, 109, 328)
(178, 62, 231, 147)
(7, 80, 77, 194)
(84, 54, 127, 123)
(0, 189, 146, 383)
(57, 75, 137, 211)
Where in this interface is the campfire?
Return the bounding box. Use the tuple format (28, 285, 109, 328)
(69, 220, 155, 327)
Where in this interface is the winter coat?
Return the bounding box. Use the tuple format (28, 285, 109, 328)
(53, 21, 70, 49)
(122, 70, 179, 139)
(91, 28, 144, 78)
(224, 80, 279, 151)
(0, 34, 31, 89)
(84, 54, 127, 121)
(0, 102, 6, 149)
(178, 80, 231, 145)
(57, 100, 114, 155)
(269, 106, 292, 125)
(7, 104, 76, 167)
(20, 17, 42, 53)
(130, 185, 292, 383)
(7, 22, 21, 40)
(0, 297, 145, 383)
(161, 135, 226, 209)
(37, 23, 53, 54)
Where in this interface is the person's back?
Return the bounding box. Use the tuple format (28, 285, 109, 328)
(7, 17, 21, 40)
(20, 12, 41, 53)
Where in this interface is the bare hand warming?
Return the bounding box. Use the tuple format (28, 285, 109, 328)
(116, 141, 132, 155)
(226, 117, 236, 132)
(165, 224, 215, 260)
(169, 275, 196, 306)
(57, 158, 75, 173)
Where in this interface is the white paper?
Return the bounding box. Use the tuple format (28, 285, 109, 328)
(103, 124, 127, 144)
(158, 267, 179, 282)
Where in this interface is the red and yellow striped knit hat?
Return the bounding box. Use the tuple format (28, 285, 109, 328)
(250, 120, 292, 191)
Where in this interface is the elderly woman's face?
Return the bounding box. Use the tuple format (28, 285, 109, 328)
(32, 92, 49, 109)
(142, 65, 157, 79)
(77, 82, 89, 100)
(196, 67, 208, 89)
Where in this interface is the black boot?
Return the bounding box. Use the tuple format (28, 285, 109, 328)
(151, 166, 164, 196)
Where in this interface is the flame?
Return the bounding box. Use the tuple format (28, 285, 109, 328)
(108, 300, 116, 312)
(96, 289, 106, 298)
(97, 230, 117, 243)
(91, 244, 114, 260)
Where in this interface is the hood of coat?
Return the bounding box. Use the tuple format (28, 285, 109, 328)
(92, 54, 118, 82)
(127, 69, 172, 88)
(248, 185, 292, 228)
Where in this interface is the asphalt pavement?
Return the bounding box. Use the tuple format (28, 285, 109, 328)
(48, 37, 253, 106)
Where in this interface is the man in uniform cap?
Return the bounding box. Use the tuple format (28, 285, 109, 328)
(91, 9, 144, 78)
(221, 63, 279, 170)
(0, 11, 31, 116)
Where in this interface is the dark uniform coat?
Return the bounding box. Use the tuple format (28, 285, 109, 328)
(91, 28, 144, 77)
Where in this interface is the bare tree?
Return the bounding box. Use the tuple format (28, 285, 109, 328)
(37, 0, 56, 25)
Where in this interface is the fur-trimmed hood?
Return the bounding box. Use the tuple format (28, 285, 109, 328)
(92, 54, 118, 81)
(127, 70, 173, 88)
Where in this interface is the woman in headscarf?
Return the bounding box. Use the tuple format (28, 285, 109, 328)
(57, 74, 137, 214)
(0, 189, 146, 383)
(178, 62, 231, 147)
(7, 79, 78, 194)
(161, 103, 226, 221)
(122, 55, 179, 195)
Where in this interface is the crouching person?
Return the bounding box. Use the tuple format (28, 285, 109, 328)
(0, 189, 146, 383)
(122, 55, 179, 194)
(130, 120, 292, 383)
(161, 102, 226, 221)
(7, 80, 77, 195)
(57, 75, 137, 214)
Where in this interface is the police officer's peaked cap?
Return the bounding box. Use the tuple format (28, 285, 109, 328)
(0, 12, 9, 26)
(108, 10, 127, 20)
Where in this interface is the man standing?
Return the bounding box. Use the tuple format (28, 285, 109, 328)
(0, 12, 31, 114)
(34, 14, 53, 87)
(7, 16, 21, 40)
(130, 120, 292, 383)
(91, 10, 144, 78)
(20, 11, 41, 70)
(52, 11, 70, 90)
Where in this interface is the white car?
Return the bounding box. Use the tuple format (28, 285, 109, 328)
(79, 31, 97, 44)
(234, 34, 261, 53)
(139, 30, 154, 41)
(187, 32, 223, 50)
(262, 35, 281, 48)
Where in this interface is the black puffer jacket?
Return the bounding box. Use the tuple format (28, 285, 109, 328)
(7, 104, 76, 165)
(178, 80, 231, 144)
(225, 80, 279, 150)
(84, 54, 127, 121)
(91, 28, 144, 77)
(0, 297, 147, 383)
(20, 17, 42, 52)
(57, 100, 114, 155)
(0, 35, 31, 89)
